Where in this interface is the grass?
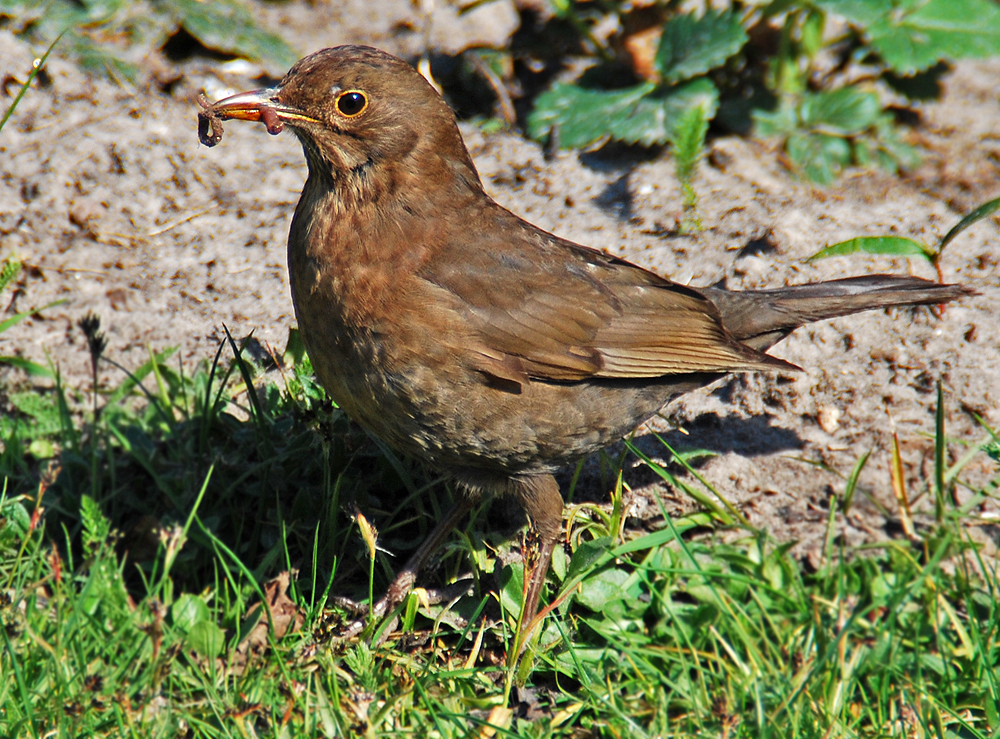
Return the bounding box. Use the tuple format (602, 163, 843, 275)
(2, 313, 999, 737)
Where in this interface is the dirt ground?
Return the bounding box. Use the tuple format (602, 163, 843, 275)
(2, 1, 999, 565)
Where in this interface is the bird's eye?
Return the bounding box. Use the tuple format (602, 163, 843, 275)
(336, 90, 368, 117)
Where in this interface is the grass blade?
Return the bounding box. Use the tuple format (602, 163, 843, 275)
(938, 194, 1000, 253)
(806, 236, 934, 262)
(841, 448, 871, 513)
(934, 380, 947, 521)
(0, 615, 38, 739)
(0, 32, 64, 133)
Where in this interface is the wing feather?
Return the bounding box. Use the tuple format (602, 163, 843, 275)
(420, 213, 793, 385)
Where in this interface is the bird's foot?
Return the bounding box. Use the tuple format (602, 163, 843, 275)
(332, 576, 475, 645)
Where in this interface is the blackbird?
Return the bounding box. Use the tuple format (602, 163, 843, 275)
(198, 45, 970, 640)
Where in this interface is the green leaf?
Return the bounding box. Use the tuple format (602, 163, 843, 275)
(172, 0, 297, 69)
(574, 568, 630, 612)
(918, 652, 946, 676)
(186, 620, 226, 658)
(608, 78, 718, 147)
(78, 0, 128, 23)
(9, 391, 62, 434)
(552, 648, 612, 676)
(72, 35, 138, 82)
(757, 91, 920, 183)
(814, 0, 886, 27)
(527, 14, 729, 151)
(565, 537, 612, 583)
(799, 9, 826, 58)
(987, 693, 1000, 729)
(654, 9, 747, 85)
(498, 562, 525, 617)
(27, 438, 55, 458)
(527, 81, 654, 149)
(78, 555, 129, 619)
(0, 499, 32, 542)
(807, 236, 935, 262)
(172, 594, 211, 633)
(11, 0, 85, 39)
(549, 543, 568, 581)
(283, 326, 309, 367)
(876, 0, 1000, 74)
(872, 118, 921, 171)
(753, 99, 799, 137)
(799, 88, 881, 135)
(820, 0, 1000, 74)
(785, 131, 852, 184)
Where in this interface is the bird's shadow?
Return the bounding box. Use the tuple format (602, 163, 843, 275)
(639, 411, 805, 458)
(578, 141, 662, 174)
(558, 411, 806, 505)
(590, 171, 637, 223)
(578, 144, 662, 224)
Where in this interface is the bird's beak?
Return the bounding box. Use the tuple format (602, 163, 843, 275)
(197, 87, 317, 147)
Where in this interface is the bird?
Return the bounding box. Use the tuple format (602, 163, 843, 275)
(197, 44, 970, 645)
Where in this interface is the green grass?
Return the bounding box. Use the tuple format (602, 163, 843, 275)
(2, 318, 1000, 737)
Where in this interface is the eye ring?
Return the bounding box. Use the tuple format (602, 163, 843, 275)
(335, 90, 368, 117)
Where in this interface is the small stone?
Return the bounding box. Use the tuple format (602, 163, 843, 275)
(817, 405, 842, 434)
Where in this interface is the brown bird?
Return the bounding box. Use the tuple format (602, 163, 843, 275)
(199, 45, 969, 643)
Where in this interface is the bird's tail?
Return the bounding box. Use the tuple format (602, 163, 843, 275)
(703, 275, 974, 352)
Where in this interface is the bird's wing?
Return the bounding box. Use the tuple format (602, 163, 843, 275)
(420, 216, 792, 388)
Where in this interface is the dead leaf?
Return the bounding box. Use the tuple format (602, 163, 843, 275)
(230, 570, 305, 674)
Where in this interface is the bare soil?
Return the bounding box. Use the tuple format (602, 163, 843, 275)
(2, 2, 999, 564)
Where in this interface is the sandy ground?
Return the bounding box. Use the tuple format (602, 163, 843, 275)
(2, 2, 999, 563)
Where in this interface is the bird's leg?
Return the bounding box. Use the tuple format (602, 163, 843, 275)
(382, 496, 476, 613)
(514, 474, 564, 642)
(336, 495, 476, 641)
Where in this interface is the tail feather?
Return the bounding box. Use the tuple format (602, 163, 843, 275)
(703, 275, 974, 352)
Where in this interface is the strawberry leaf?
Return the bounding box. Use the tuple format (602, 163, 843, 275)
(655, 9, 747, 85)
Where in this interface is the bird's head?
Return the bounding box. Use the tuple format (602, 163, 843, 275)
(199, 45, 480, 190)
